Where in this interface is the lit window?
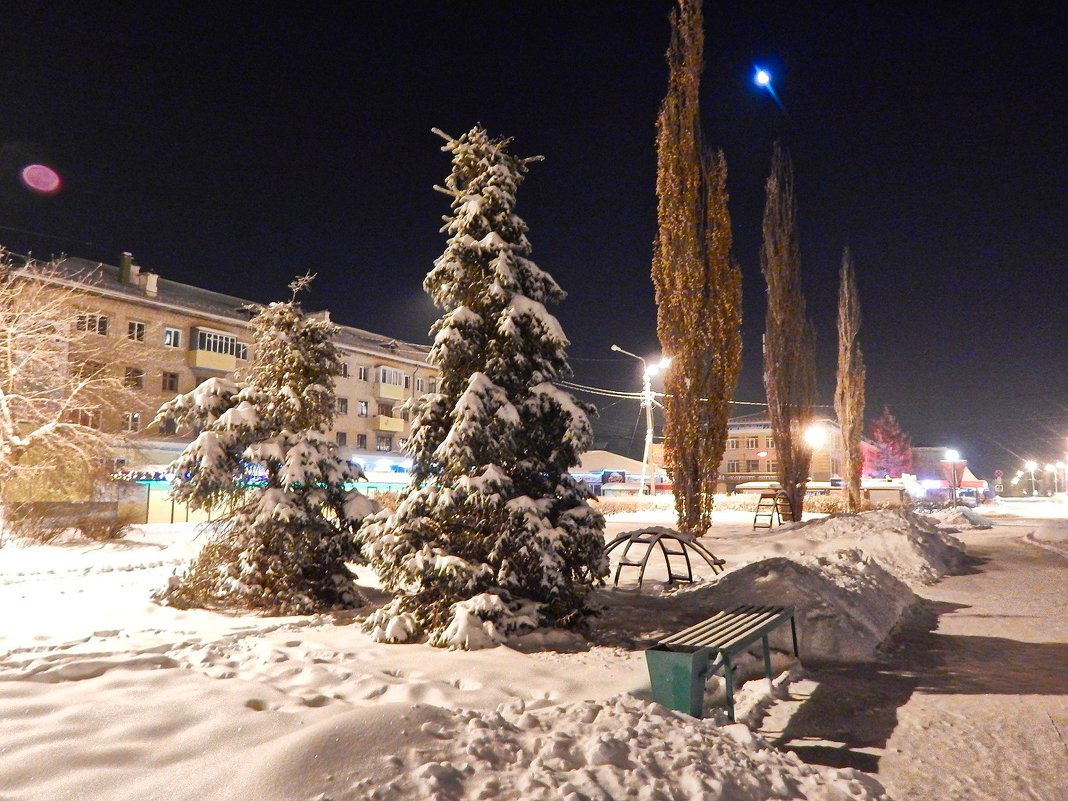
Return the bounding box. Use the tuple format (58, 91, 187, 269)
(122, 412, 141, 432)
(127, 321, 146, 342)
(376, 435, 392, 452)
(357, 401, 369, 417)
(194, 328, 248, 359)
(163, 327, 182, 348)
(124, 368, 144, 389)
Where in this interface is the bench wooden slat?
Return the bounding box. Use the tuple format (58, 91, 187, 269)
(661, 604, 785, 648)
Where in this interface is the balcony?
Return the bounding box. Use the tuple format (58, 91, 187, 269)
(188, 349, 236, 373)
(375, 381, 406, 401)
(374, 414, 405, 433)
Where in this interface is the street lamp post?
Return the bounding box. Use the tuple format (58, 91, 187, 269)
(1025, 460, 1038, 496)
(611, 345, 671, 497)
(943, 449, 961, 507)
(1046, 464, 1060, 495)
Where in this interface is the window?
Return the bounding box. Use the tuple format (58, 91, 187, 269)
(76, 313, 108, 335)
(336, 431, 348, 446)
(403, 375, 411, 389)
(159, 418, 177, 435)
(726, 438, 739, 451)
(122, 412, 141, 432)
(127, 321, 146, 342)
(416, 377, 426, 394)
(162, 372, 179, 393)
(340, 362, 349, 378)
(76, 360, 105, 379)
(769, 461, 778, 473)
(357, 401, 369, 417)
(378, 403, 393, 417)
(378, 366, 405, 387)
(765, 437, 775, 449)
(745, 436, 759, 449)
(429, 379, 437, 393)
(336, 398, 349, 415)
(376, 435, 392, 452)
(76, 409, 101, 429)
(194, 328, 248, 359)
(746, 459, 759, 472)
(356, 365, 368, 381)
(726, 460, 741, 473)
(163, 327, 182, 348)
(356, 433, 367, 450)
(124, 368, 145, 389)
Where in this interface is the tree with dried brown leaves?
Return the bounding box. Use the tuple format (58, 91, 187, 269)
(761, 143, 817, 518)
(0, 250, 139, 505)
(651, 0, 743, 535)
(834, 246, 865, 512)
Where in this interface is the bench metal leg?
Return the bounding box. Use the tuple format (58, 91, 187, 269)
(762, 634, 773, 687)
(722, 655, 735, 722)
(790, 615, 799, 657)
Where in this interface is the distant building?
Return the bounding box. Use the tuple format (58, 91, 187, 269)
(28, 253, 438, 474)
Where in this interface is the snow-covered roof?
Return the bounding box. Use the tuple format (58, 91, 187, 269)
(575, 449, 649, 474)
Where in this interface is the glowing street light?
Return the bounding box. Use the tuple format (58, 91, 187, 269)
(611, 345, 671, 497)
(803, 422, 828, 450)
(755, 68, 771, 87)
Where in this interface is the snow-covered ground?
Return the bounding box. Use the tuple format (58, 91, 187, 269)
(1, 500, 1065, 800)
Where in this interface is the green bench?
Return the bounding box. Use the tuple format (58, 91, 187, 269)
(645, 604, 799, 721)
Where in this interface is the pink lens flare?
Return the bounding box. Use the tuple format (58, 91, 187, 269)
(21, 164, 62, 194)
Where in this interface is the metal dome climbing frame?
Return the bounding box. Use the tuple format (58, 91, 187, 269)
(605, 526, 726, 588)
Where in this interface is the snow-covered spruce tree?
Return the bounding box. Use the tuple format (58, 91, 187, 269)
(359, 126, 607, 649)
(154, 275, 376, 614)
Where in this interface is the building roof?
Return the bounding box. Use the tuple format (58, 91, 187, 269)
(37, 255, 432, 365)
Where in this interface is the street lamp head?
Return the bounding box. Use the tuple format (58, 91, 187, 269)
(1046, 464, 1056, 473)
(610, 344, 622, 353)
(1025, 460, 1038, 472)
(804, 423, 827, 449)
(944, 449, 960, 462)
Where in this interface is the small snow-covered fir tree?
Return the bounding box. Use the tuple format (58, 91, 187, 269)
(359, 126, 607, 648)
(865, 406, 912, 478)
(155, 275, 376, 614)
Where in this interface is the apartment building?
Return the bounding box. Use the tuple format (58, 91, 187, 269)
(41, 253, 437, 473)
(718, 410, 845, 492)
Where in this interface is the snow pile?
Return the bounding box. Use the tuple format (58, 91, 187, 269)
(675, 551, 914, 662)
(790, 508, 970, 587)
(922, 507, 994, 530)
(369, 694, 891, 801)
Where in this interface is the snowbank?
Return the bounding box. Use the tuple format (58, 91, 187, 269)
(672, 550, 915, 662)
(369, 694, 890, 801)
(922, 507, 994, 530)
(788, 509, 970, 587)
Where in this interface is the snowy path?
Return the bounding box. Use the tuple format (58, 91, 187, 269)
(771, 520, 1068, 801)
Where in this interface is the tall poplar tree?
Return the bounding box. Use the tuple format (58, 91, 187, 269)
(651, 0, 743, 535)
(834, 246, 865, 512)
(359, 127, 606, 649)
(761, 142, 817, 518)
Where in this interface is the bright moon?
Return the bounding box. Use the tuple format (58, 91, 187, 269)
(21, 164, 62, 194)
(755, 69, 771, 87)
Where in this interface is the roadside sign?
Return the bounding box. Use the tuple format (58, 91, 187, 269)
(994, 483, 1004, 493)
(994, 469, 1004, 479)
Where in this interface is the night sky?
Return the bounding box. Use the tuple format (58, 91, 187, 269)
(3, 3, 1066, 478)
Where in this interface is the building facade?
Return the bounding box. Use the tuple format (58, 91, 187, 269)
(717, 411, 846, 492)
(40, 253, 437, 474)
